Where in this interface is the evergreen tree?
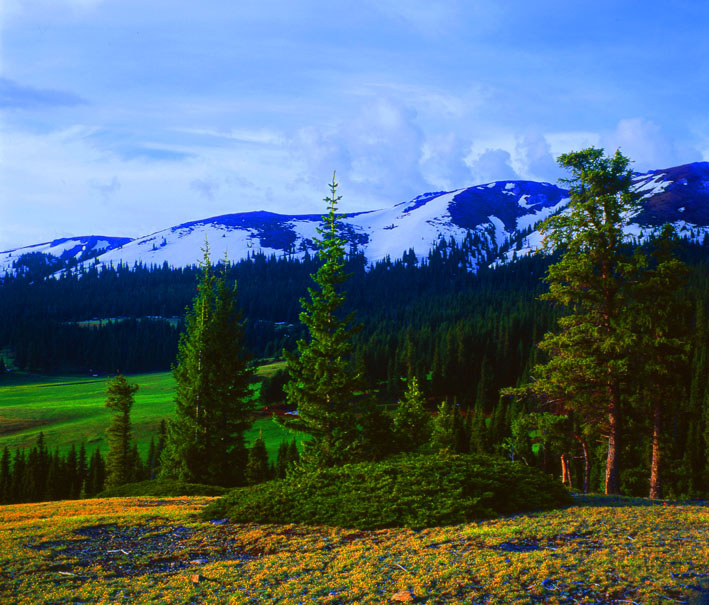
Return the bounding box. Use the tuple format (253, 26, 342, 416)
(77, 442, 88, 498)
(286, 439, 300, 469)
(245, 432, 270, 485)
(161, 243, 254, 486)
(86, 448, 106, 497)
(391, 377, 432, 452)
(431, 400, 461, 453)
(523, 148, 640, 495)
(632, 226, 691, 498)
(0, 447, 10, 503)
(275, 440, 290, 479)
(281, 175, 370, 466)
(105, 375, 138, 489)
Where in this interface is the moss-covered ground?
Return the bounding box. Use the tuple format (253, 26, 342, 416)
(1, 495, 707, 604)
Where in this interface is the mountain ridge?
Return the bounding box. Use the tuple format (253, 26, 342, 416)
(2, 162, 708, 276)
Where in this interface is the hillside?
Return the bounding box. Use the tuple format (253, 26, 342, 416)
(1, 495, 708, 603)
(2, 162, 709, 276)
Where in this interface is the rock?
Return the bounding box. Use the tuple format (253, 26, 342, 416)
(191, 573, 203, 584)
(391, 590, 415, 602)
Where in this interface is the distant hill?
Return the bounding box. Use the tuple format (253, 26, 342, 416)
(2, 162, 708, 276)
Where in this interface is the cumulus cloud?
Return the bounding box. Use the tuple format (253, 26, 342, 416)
(602, 118, 701, 171)
(293, 97, 428, 202)
(515, 132, 564, 183)
(420, 133, 472, 190)
(467, 148, 520, 184)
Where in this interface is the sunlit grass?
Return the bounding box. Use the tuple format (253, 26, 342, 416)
(0, 364, 294, 460)
(0, 495, 707, 604)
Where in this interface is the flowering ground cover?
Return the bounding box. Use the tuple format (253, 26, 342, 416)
(1, 495, 708, 603)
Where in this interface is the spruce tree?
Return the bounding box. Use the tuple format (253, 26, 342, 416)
(161, 243, 254, 486)
(245, 432, 270, 485)
(392, 377, 432, 452)
(519, 147, 640, 494)
(0, 447, 10, 503)
(281, 174, 369, 466)
(275, 440, 290, 479)
(105, 375, 138, 489)
(631, 226, 690, 498)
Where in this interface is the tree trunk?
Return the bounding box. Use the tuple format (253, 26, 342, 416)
(574, 434, 591, 493)
(605, 380, 621, 495)
(560, 452, 572, 488)
(649, 399, 663, 499)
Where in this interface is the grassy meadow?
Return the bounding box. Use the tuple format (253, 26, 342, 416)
(1, 494, 708, 603)
(0, 361, 295, 460)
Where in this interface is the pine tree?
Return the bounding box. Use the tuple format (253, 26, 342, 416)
(77, 442, 88, 498)
(245, 432, 270, 485)
(86, 448, 106, 497)
(431, 400, 457, 452)
(286, 439, 300, 469)
(523, 148, 640, 495)
(631, 226, 690, 498)
(391, 376, 432, 452)
(0, 447, 10, 503)
(161, 243, 254, 486)
(281, 174, 370, 466)
(105, 375, 138, 489)
(275, 440, 290, 479)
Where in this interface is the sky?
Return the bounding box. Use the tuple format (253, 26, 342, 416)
(1, 0, 709, 251)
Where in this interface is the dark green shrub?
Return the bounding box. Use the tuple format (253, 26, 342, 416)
(98, 479, 228, 498)
(202, 453, 572, 529)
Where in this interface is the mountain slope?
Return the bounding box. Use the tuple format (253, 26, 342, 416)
(2, 162, 708, 276)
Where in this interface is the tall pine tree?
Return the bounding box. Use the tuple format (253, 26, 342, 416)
(161, 243, 254, 486)
(631, 225, 690, 498)
(281, 174, 369, 466)
(521, 148, 640, 495)
(105, 375, 138, 489)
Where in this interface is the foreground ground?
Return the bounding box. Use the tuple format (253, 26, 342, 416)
(1, 495, 708, 604)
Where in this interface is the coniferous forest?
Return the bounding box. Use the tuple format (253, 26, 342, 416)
(1, 161, 709, 502)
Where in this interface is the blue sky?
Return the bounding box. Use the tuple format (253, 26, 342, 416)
(1, 0, 708, 250)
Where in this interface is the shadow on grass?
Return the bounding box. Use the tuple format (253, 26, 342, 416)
(570, 492, 709, 508)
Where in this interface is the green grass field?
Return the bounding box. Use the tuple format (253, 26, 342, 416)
(0, 361, 296, 460)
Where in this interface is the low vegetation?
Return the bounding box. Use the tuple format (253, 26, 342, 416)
(1, 495, 708, 604)
(203, 454, 572, 530)
(98, 479, 227, 498)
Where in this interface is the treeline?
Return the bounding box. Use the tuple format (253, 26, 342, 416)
(0, 428, 302, 505)
(1, 235, 708, 497)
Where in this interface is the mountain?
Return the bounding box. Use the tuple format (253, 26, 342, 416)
(2, 162, 709, 276)
(0, 235, 132, 275)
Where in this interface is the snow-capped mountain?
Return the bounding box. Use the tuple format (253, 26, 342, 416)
(0, 236, 131, 275)
(2, 162, 708, 277)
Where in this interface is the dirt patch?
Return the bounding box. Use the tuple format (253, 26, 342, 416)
(29, 523, 255, 578)
(0, 417, 47, 435)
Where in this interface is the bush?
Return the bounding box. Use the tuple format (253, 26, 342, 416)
(98, 479, 228, 498)
(202, 453, 572, 529)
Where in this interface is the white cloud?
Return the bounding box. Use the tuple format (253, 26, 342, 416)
(467, 148, 520, 184)
(601, 118, 700, 170)
(420, 133, 472, 190)
(515, 132, 564, 183)
(292, 97, 429, 203)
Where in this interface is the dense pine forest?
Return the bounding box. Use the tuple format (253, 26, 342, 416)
(1, 232, 708, 499)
